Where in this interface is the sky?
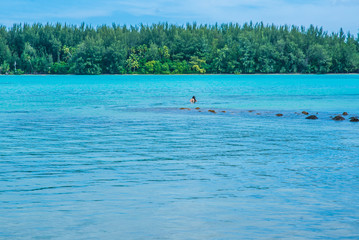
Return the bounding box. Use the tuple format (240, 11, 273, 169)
(0, 0, 358, 34)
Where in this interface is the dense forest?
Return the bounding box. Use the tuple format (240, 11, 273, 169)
(0, 22, 359, 74)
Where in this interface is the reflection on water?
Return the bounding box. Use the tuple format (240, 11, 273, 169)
(0, 75, 359, 239)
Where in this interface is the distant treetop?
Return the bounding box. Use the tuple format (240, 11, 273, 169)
(0, 22, 358, 74)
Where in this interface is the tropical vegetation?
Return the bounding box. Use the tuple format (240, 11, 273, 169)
(0, 22, 358, 74)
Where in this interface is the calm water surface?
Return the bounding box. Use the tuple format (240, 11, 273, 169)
(0, 75, 359, 239)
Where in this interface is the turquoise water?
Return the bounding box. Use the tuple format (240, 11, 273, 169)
(1, 75, 359, 239)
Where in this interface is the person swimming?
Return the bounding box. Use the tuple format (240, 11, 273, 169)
(190, 96, 197, 103)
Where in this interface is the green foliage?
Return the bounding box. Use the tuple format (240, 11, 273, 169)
(145, 43, 160, 61)
(170, 60, 191, 74)
(14, 68, 24, 75)
(0, 39, 11, 64)
(21, 42, 37, 73)
(126, 52, 140, 73)
(307, 44, 332, 73)
(0, 22, 358, 74)
(51, 61, 70, 74)
(189, 56, 206, 73)
(33, 55, 53, 74)
(102, 42, 127, 74)
(70, 38, 103, 74)
(145, 60, 158, 74)
(0, 61, 10, 74)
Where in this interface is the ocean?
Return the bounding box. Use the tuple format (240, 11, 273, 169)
(1, 75, 359, 239)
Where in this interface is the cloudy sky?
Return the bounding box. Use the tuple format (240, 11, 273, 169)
(0, 0, 358, 34)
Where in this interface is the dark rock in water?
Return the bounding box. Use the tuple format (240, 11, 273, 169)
(306, 115, 318, 120)
(221, 111, 226, 113)
(248, 110, 254, 112)
(180, 108, 190, 110)
(333, 115, 345, 121)
(276, 113, 283, 117)
(343, 112, 348, 116)
(208, 110, 216, 113)
(349, 117, 359, 122)
(302, 111, 309, 115)
(195, 107, 200, 110)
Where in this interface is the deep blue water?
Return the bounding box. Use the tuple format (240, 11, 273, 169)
(0, 75, 359, 239)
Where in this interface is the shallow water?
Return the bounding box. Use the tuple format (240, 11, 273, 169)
(0, 75, 359, 239)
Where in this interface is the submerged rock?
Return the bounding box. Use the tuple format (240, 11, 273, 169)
(332, 115, 345, 121)
(343, 112, 348, 116)
(208, 110, 216, 113)
(349, 117, 359, 122)
(221, 111, 226, 113)
(248, 110, 254, 112)
(195, 107, 200, 110)
(276, 113, 283, 117)
(302, 111, 309, 115)
(306, 115, 318, 120)
(180, 108, 190, 110)
(256, 113, 261, 115)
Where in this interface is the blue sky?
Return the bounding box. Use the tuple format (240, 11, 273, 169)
(0, 0, 358, 34)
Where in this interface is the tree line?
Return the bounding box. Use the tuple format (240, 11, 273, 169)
(0, 22, 358, 75)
